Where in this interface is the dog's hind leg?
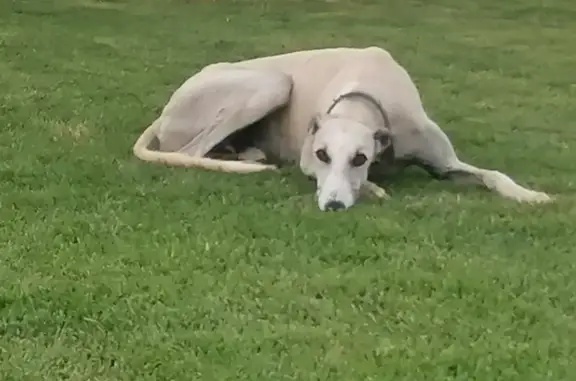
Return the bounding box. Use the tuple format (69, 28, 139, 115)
(165, 66, 292, 157)
(403, 117, 552, 203)
(133, 64, 293, 173)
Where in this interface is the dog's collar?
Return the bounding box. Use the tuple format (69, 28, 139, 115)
(326, 90, 391, 130)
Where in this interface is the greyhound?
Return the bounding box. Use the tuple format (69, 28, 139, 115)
(132, 46, 552, 211)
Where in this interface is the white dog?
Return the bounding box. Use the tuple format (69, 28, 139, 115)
(132, 46, 552, 211)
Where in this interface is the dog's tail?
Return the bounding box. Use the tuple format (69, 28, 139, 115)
(132, 119, 276, 174)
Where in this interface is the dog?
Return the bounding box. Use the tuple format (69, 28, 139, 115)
(132, 46, 552, 211)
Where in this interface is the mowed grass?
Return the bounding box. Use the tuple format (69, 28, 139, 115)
(1, 0, 576, 379)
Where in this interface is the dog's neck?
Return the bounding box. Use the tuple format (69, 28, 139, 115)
(326, 96, 385, 131)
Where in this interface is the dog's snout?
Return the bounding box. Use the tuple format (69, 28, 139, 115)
(324, 200, 346, 211)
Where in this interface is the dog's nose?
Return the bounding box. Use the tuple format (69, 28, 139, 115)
(324, 200, 346, 211)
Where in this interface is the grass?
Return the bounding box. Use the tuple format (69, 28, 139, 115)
(1, 0, 576, 379)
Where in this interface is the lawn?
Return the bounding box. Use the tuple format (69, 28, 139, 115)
(1, 0, 576, 379)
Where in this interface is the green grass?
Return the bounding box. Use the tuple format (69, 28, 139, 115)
(1, 0, 576, 379)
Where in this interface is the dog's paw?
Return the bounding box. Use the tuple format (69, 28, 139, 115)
(362, 182, 391, 200)
(238, 147, 267, 162)
(514, 189, 553, 204)
(371, 186, 391, 199)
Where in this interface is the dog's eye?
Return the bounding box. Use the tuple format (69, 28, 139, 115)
(315, 148, 330, 163)
(351, 153, 367, 167)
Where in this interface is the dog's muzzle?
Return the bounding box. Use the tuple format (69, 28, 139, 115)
(323, 200, 346, 211)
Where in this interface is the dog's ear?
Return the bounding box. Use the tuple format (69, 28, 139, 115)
(373, 129, 391, 151)
(308, 113, 322, 135)
(371, 129, 395, 176)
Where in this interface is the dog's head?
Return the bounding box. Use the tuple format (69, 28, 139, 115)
(306, 113, 392, 211)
